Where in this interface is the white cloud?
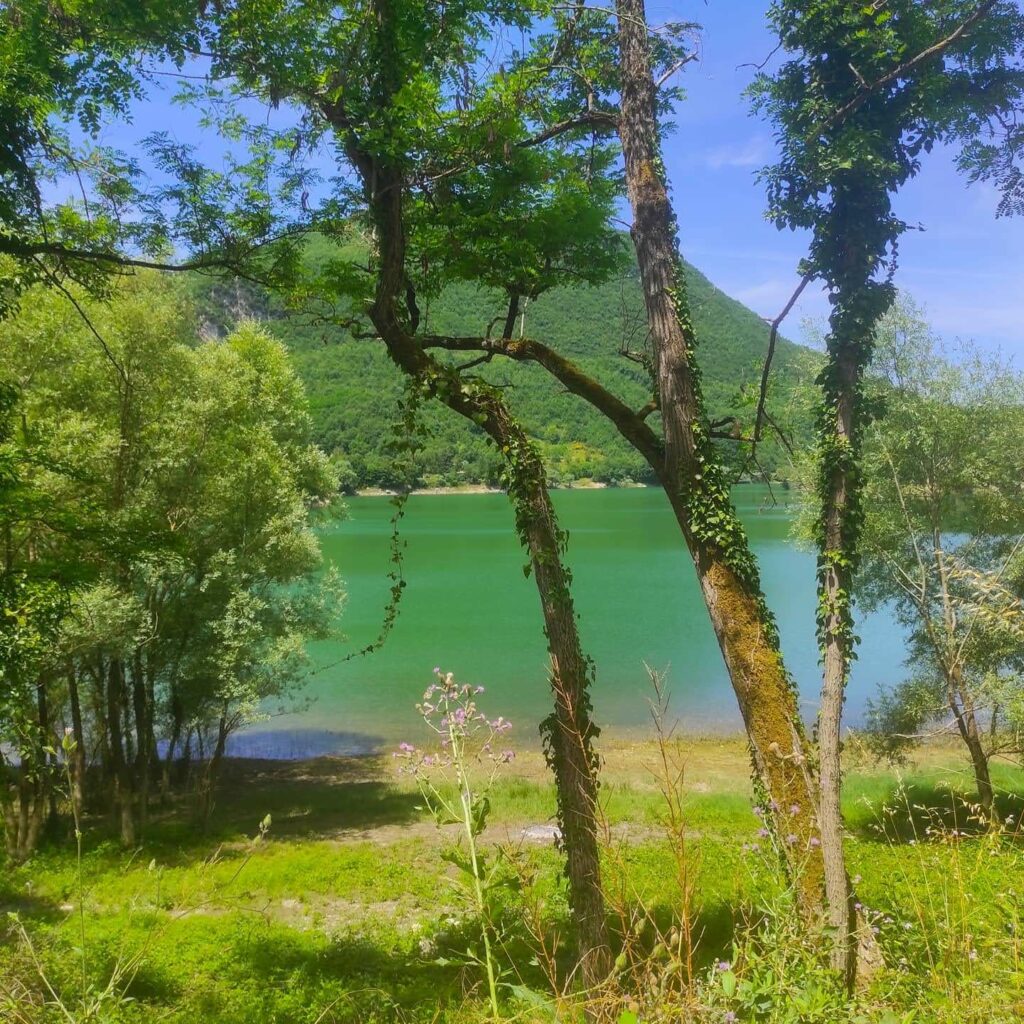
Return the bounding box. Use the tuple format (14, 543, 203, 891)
(699, 136, 771, 170)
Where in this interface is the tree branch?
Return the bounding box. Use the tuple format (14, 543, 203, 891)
(0, 233, 304, 277)
(421, 333, 664, 467)
(754, 271, 812, 443)
(654, 53, 698, 90)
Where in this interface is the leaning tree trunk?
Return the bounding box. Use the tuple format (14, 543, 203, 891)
(614, 0, 830, 920)
(364, 167, 610, 991)
(964, 722, 995, 821)
(947, 666, 996, 821)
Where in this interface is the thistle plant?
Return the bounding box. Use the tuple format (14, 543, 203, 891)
(394, 668, 515, 1020)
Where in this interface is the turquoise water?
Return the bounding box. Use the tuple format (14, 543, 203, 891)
(234, 487, 906, 757)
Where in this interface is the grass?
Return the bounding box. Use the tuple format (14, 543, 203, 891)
(3, 736, 1024, 1022)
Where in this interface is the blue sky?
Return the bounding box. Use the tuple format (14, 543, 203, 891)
(88, 1, 1022, 359)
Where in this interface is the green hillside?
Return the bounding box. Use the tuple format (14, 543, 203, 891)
(190, 258, 817, 489)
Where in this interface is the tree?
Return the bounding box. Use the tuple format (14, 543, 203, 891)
(264, 0, 843, 946)
(611, 0, 837, 926)
(858, 296, 1024, 819)
(421, 0, 837, 933)
(0, 377, 69, 859)
(170, 0, 624, 987)
(753, 0, 1024, 978)
(0, 274, 340, 853)
(0, 0, 193, 304)
(0, 0, 316, 323)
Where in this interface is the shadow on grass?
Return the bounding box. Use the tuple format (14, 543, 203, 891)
(11, 887, 740, 1022)
(0, 888, 69, 926)
(67, 754, 424, 864)
(118, 920, 488, 1023)
(211, 754, 423, 839)
(847, 777, 1024, 844)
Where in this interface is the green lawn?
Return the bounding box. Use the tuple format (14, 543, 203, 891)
(3, 740, 1024, 1023)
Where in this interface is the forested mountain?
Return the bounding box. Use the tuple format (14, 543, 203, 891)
(190, 253, 818, 489)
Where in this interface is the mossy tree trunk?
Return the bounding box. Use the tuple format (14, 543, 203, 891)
(814, 181, 893, 983)
(313, 3, 611, 988)
(614, 0, 829, 919)
(817, 341, 861, 981)
(366, 163, 610, 991)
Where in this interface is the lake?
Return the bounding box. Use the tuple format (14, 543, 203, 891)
(232, 486, 907, 758)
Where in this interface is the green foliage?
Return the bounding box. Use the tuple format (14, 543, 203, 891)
(0, 274, 341, 848)
(188, 245, 813, 490)
(0, 1, 212, 307)
(856, 296, 1024, 776)
(754, 0, 1024, 684)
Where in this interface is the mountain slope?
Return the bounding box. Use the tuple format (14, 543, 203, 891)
(191, 260, 817, 489)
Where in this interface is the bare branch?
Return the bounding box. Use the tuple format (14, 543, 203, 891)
(654, 54, 699, 90)
(754, 271, 812, 443)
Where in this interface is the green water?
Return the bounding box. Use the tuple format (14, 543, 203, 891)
(235, 487, 906, 757)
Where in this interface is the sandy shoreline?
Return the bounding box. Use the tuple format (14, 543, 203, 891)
(353, 481, 649, 497)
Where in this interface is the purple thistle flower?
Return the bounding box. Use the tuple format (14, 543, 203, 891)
(789, 803, 800, 815)
(808, 836, 820, 848)
(716, 960, 731, 972)
(757, 828, 770, 839)
(786, 833, 798, 846)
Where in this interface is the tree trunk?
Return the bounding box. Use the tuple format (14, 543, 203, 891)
(163, 685, 185, 800)
(817, 345, 860, 982)
(614, 0, 829, 921)
(965, 727, 995, 820)
(197, 711, 229, 826)
(67, 665, 87, 825)
(947, 669, 996, 821)
(369, 214, 611, 992)
(35, 676, 61, 837)
(131, 650, 153, 832)
(3, 749, 46, 863)
(319, 2, 611, 991)
(107, 658, 136, 846)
